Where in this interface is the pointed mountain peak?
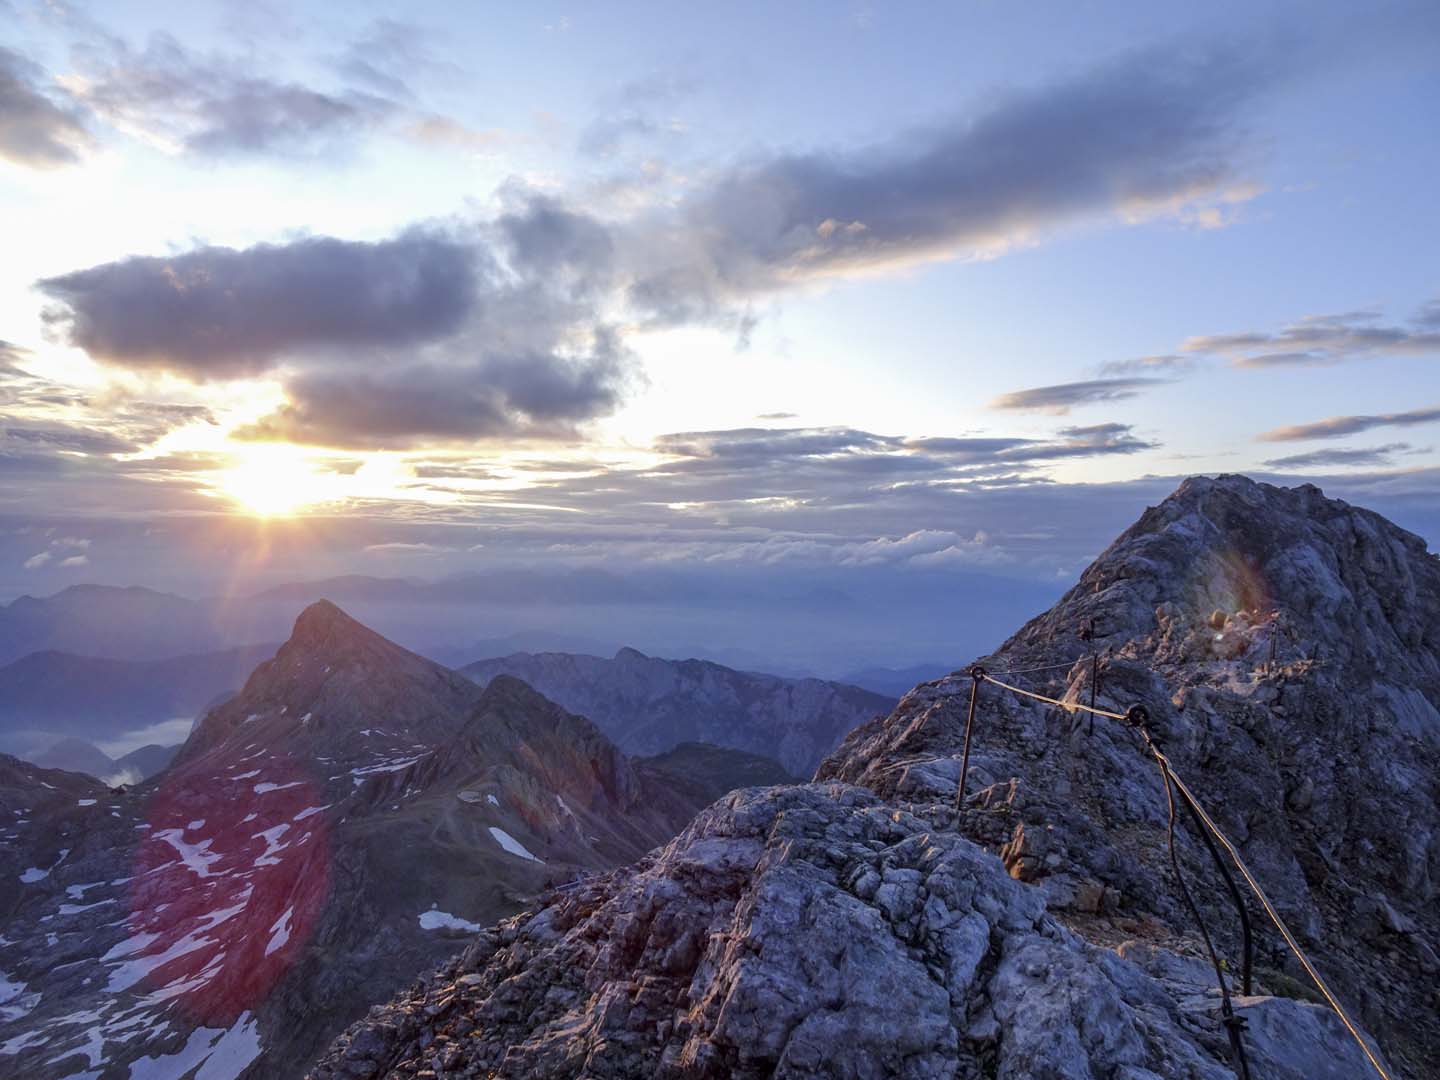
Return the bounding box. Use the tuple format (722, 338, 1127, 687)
(280, 599, 428, 670)
(290, 598, 370, 642)
(174, 601, 483, 772)
(614, 646, 650, 662)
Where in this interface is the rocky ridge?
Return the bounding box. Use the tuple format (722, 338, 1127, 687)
(461, 647, 892, 776)
(313, 476, 1437, 1080)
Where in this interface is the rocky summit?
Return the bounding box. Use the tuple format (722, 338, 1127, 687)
(0, 602, 780, 1079)
(312, 476, 1439, 1080)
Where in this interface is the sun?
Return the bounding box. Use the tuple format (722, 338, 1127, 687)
(218, 445, 336, 516)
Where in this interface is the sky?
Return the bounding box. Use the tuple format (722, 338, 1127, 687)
(2, 1, 1438, 669)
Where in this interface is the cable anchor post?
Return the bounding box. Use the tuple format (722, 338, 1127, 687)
(1079, 618, 1098, 735)
(956, 666, 986, 812)
(1221, 1004, 1253, 1079)
(1124, 704, 1150, 732)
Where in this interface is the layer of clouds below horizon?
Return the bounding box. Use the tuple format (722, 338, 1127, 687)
(4, 464, 1436, 594)
(1, 466, 1435, 674)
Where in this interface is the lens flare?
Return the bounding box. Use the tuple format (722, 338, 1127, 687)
(121, 755, 330, 1025)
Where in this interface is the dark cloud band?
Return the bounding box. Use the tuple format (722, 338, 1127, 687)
(1257, 406, 1440, 442)
(37, 230, 481, 378)
(988, 378, 1167, 414)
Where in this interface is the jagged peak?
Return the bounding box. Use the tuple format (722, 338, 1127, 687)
(282, 599, 419, 663)
(984, 472, 1439, 683)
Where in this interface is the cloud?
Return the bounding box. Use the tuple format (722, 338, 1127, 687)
(654, 426, 902, 464)
(1098, 353, 1196, 377)
(63, 27, 493, 160)
(988, 378, 1167, 414)
(837, 529, 1011, 568)
(362, 541, 456, 554)
(331, 18, 431, 99)
(0, 46, 94, 168)
(236, 339, 628, 448)
(579, 70, 696, 157)
(402, 114, 509, 152)
(19, 535, 91, 569)
(1263, 443, 1414, 469)
(1021, 423, 1157, 458)
(1257, 405, 1440, 442)
(69, 32, 398, 158)
(1182, 306, 1440, 368)
(646, 423, 1155, 492)
(624, 41, 1270, 321)
(34, 196, 636, 449)
(37, 229, 482, 378)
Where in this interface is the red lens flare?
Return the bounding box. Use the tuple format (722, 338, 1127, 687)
(118, 753, 331, 1026)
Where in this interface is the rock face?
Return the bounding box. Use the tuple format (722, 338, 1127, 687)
(313, 475, 1434, 1080)
(0, 602, 768, 1079)
(312, 785, 1382, 1080)
(461, 647, 893, 776)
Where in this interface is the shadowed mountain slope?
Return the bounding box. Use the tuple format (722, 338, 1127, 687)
(461, 647, 892, 776)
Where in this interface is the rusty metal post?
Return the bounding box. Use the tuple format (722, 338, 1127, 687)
(956, 666, 986, 811)
(1080, 618, 1098, 736)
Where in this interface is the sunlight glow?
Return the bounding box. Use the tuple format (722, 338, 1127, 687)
(217, 445, 340, 516)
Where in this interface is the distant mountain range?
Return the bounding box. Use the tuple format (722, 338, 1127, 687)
(0, 600, 791, 1079)
(461, 647, 894, 776)
(25, 736, 178, 784)
(0, 584, 227, 665)
(0, 585, 904, 779)
(1, 572, 1005, 685)
(0, 644, 277, 755)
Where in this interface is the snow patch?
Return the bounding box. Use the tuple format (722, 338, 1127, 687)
(488, 827, 542, 862)
(154, 829, 222, 878)
(418, 909, 482, 932)
(129, 1011, 261, 1080)
(264, 909, 293, 958)
(254, 780, 305, 794)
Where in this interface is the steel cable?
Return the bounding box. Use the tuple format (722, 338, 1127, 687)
(966, 668, 1395, 1080)
(1160, 757, 1395, 1080)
